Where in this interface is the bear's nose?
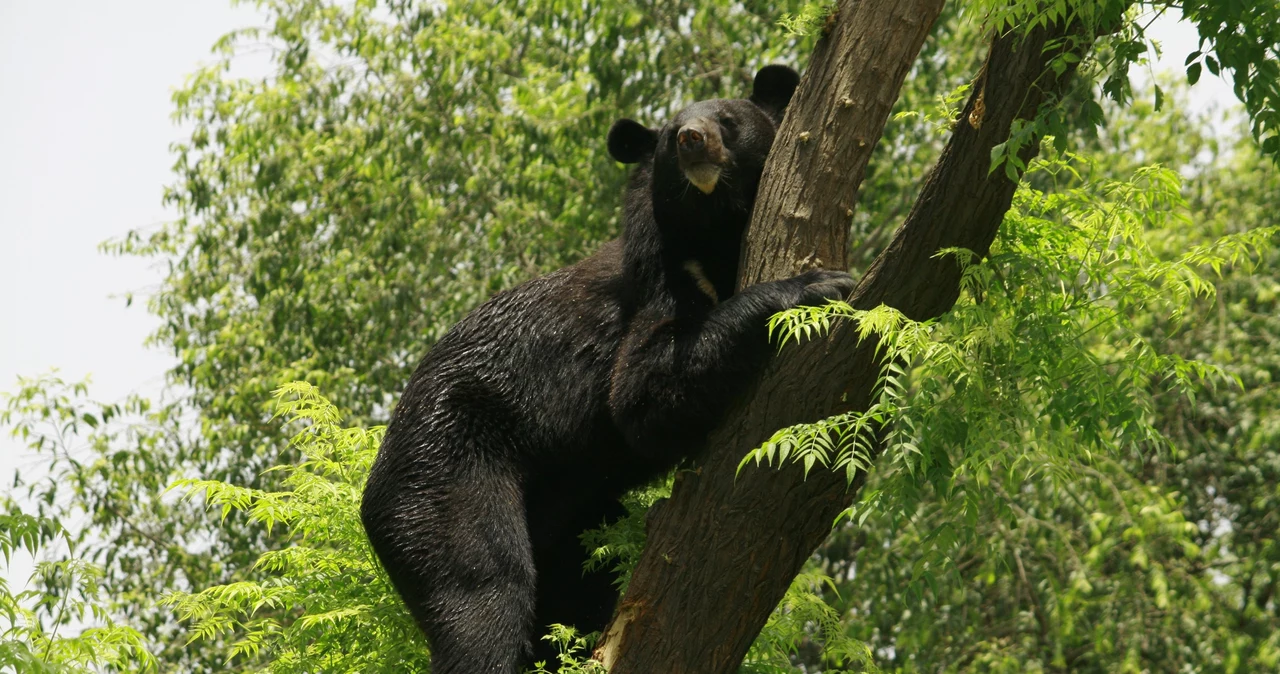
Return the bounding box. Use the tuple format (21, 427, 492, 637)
(677, 126, 706, 152)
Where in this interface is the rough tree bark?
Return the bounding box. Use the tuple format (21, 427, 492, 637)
(596, 1, 1120, 671)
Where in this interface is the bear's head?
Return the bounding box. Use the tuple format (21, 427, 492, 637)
(607, 65, 800, 228)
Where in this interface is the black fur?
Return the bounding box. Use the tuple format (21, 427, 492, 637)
(361, 66, 853, 673)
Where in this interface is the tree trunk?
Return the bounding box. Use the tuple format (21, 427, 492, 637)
(596, 2, 1115, 671)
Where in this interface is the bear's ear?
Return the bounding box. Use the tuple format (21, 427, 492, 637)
(608, 119, 658, 164)
(749, 65, 801, 123)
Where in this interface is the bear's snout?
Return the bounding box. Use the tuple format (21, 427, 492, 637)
(676, 120, 725, 165)
(677, 126, 706, 152)
(676, 118, 726, 194)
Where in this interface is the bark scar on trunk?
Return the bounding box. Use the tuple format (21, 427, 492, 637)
(594, 600, 640, 669)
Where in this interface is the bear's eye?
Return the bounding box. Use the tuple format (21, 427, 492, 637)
(719, 115, 737, 132)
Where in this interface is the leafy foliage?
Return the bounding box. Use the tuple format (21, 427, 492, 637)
(581, 480, 671, 595)
(1178, 0, 1280, 158)
(753, 153, 1269, 492)
(988, 0, 1280, 179)
(777, 0, 836, 38)
(2, 373, 209, 665)
(743, 571, 879, 674)
(0, 503, 154, 673)
(528, 624, 608, 674)
(162, 383, 429, 672)
(754, 82, 1280, 671)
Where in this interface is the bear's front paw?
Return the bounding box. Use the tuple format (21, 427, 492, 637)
(796, 269, 855, 306)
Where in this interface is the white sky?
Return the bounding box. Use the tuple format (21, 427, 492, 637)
(0, 0, 266, 591)
(0, 0, 1246, 598)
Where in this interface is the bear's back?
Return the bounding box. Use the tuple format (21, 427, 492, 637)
(380, 240, 629, 475)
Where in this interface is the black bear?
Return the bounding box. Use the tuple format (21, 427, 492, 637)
(361, 65, 853, 673)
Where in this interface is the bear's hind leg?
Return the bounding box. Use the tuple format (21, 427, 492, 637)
(366, 459, 537, 674)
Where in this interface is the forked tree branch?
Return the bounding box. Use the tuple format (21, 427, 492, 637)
(597, 1, 1119, 671)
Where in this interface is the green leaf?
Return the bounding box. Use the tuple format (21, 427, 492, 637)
(1187, 62, 1203, 85)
